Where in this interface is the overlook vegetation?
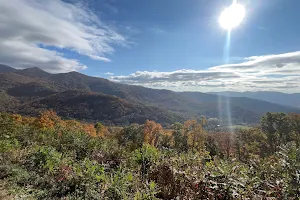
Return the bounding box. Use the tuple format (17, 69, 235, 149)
(1, 111, 300, 199)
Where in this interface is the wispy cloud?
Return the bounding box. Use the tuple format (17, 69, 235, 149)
(257, 25, 268, 31)
(149, 27, 165, 34)
(0, 0, 126, 73)
(211, 51, 300, 73)
(110, 51, 300, 93)
(104, 2, 119, 14)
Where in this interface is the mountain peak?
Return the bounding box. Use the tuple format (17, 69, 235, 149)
(17, 67, 51, 78)
(21, 67, 46, 72)
(0, 64, 17, 73)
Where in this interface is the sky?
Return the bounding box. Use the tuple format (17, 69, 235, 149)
(0, 0, 300, 93)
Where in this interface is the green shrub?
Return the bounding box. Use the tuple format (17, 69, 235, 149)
(28, 146, 62, 173)
(0, 138, 19, 153)
(132, 144, 159, 177)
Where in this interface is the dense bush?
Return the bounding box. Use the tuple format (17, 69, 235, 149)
(1, 111, 300, 199)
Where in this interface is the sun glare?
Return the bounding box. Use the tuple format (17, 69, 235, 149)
(219, 3, 245, 30)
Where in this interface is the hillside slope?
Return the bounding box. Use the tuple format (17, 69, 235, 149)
(17, 90, 183, 125)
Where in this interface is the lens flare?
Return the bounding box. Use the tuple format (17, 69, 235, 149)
(219, 3, 245, 30)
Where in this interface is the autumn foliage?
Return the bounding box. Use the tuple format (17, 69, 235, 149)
(2, 111, 300, 199)
(10, 110, 107, 138)
(143, 120, 163, 146)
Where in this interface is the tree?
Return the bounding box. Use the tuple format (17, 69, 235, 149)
(200, 116, 207, 127)
(205, 135, 219, 157)
(172, 122, 188, 152)
(184, 120, 207, 151)
(171, 122, 183, 131)
(0, 113, 21, 137)
(95, 122, 107, 137)
(261, 112, 290, 153)
(205, 118, 220, 132)
(287, 113, 300, 147)
(34, 110, 65, 131)
(143, 120, 163, 147)
(82, 123, 97, 137)
(117, 124, 144, 150)
(213, 132, 233, 159)
(235, 128, 268, 160)
(95, 122, 103, 133)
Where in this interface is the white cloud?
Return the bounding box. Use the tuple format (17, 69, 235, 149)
(0, 0, 125, 73)
(110, 51, 300, 93)
(111, 70, 240, 83)
(104, 72, 114, 75)
(211, 51, 300, 74)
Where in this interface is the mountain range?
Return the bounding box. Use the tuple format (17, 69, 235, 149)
(0, 64, 299, 125)
(210, 91, 300, 108)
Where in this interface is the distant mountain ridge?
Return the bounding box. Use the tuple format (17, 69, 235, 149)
(210, 91, 300, 108)
(0, 64, 17, 73)
(0, 65, 299, 125)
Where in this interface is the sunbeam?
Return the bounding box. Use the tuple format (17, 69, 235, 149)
(225, 30, 233, 132)
(218, 0, 245, 131)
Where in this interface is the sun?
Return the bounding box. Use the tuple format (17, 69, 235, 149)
(219, 3, 245, 30)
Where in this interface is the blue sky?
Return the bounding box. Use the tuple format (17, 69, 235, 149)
(1, 0, 300, 92)
(81, 0, 300, 76)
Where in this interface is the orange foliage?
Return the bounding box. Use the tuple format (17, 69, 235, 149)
(163, 129, 173, 137)
(94, 122, 108, 137)
(34, 110, 65, 130)
(144, 120, 163, 146)
(184, 120, 197, 133)
(12, 114, 22, 123)
(10, 110, 107, 138)
(12, 114, 37, 126)
(96, 126, 108, 137)
(184, 119, 207, 151)
(82, 124, 97, 137)
(65, 120, 99, 137)
(22, 116, 36, 125)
